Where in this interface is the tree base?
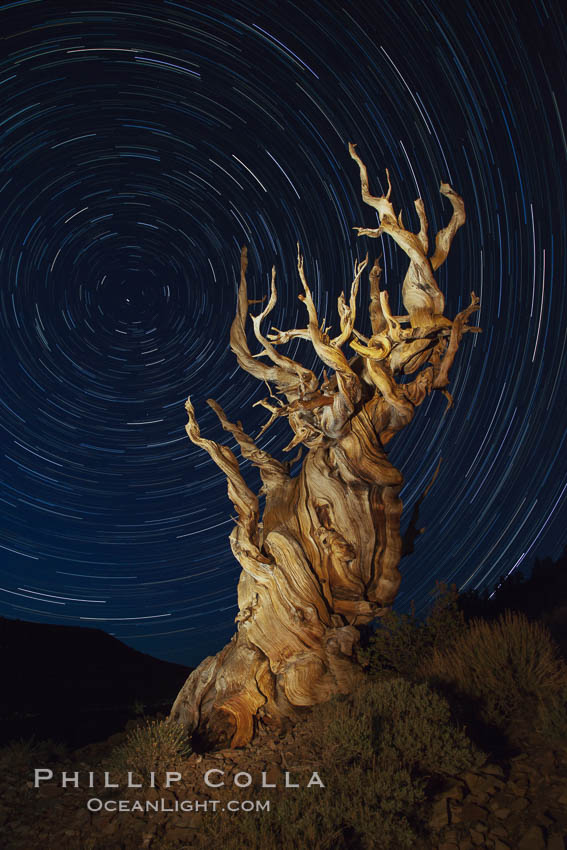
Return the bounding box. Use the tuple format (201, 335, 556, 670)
(170, 620, 365, 750)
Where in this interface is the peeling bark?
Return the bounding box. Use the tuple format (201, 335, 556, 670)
(170, 146, 481, 749)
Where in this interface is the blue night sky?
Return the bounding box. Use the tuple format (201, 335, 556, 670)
(0, 0, 566, 667)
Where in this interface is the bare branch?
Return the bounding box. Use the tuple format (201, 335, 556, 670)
(414, 198, 429, 254)
(297, 245, 353, 376)
(432, 292, 480, 389)
(349, 335, 391, 361)
(266, 326, 311, 345)
(297, 244, 361, 414)
(331, 253, 368, 349)
(253, 396, 287, 438)
(401, 457, 442, 557)
(349, 143, 433, 268)
(184, 397, 273, 583)
(250, 265, 318, 396)
(349, 288, 408, 363)
(206, 398, 289, 490)
(349, 144, 467, 329)
(368, 256, 387, 335)
(430, 183, 466, 271)
(229, 246, 317, 400)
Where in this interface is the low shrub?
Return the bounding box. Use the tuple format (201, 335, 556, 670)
(359, 582, 465, 679)
(197, 758, 422, 850)
(0, 736, 68, 770)
(422, 609, 567, 742)
(536, 683, 567, 745)
(358, 607, 424, 678)
(368, 677, 484, 775)
(106, 718, 191, 786)
(197, 676, 482, 850)
(313, 676, 483, 777)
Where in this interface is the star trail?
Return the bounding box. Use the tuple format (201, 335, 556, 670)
(0, 0, 566, 666)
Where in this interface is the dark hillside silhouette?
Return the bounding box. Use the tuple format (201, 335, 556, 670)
(0, 617, 192, 748)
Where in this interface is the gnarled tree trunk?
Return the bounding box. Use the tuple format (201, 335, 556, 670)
(170, 145, 480, 750)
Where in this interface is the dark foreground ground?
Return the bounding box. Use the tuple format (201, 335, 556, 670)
(0, 711, 566, 850)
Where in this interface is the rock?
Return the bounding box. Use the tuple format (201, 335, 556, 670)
(463, 770, 505, 795)
(508, 779, 529, 795)
(482, 763, 505, 777)
(471, 830, 485, 846)
(449, 801, 462, 823)
(494, 841, 510, 850)
(490, 826, 510, 839)
(144, 787, 161, 802)
(550, 808, 567, 830)
(512, 761, 538, 778)
(538, 751, 556, 771)
(438, 783, 465, 802)
(547, 835, 565, 850)
(494, 808, 511, 819)
(460, 802, 488, 822)
(469, 791, 490, 805)
(100, 819, 120, 836)
(510, 796, 529, 812)
(490, 791, 514, 808)
(39, 784, 65, 798)
(429, 798, 449, 829)
(518, 825, 546, 850)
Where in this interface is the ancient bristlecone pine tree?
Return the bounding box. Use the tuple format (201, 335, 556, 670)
(170, 144, 480, 749)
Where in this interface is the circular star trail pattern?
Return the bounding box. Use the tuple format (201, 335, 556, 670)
(0, 0, 566, 665)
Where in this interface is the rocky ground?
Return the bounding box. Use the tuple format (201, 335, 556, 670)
(429, 750, 567, 850)
(1, 721, 566, 849)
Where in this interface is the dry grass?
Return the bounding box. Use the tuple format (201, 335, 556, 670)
(105, 718, 191, 787)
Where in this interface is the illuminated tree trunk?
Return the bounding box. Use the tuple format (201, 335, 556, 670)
(170, 145, 480, 749)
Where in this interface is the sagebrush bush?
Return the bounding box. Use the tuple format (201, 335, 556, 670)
(196, 676, 479, 850)
(536, 683, 567, 745)
(314, 676, 483, 776)
(426, 582, 466, 647)
(358, 608, 424, 678)
(359, 582, 465, 679)
(367, 677, 484, 775)
(423, 609, 567, 739)
(107, 718, 191, 785)
(198, 758, 422, 850)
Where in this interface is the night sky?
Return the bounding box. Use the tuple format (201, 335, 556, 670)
(1, 0, 566, 668)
